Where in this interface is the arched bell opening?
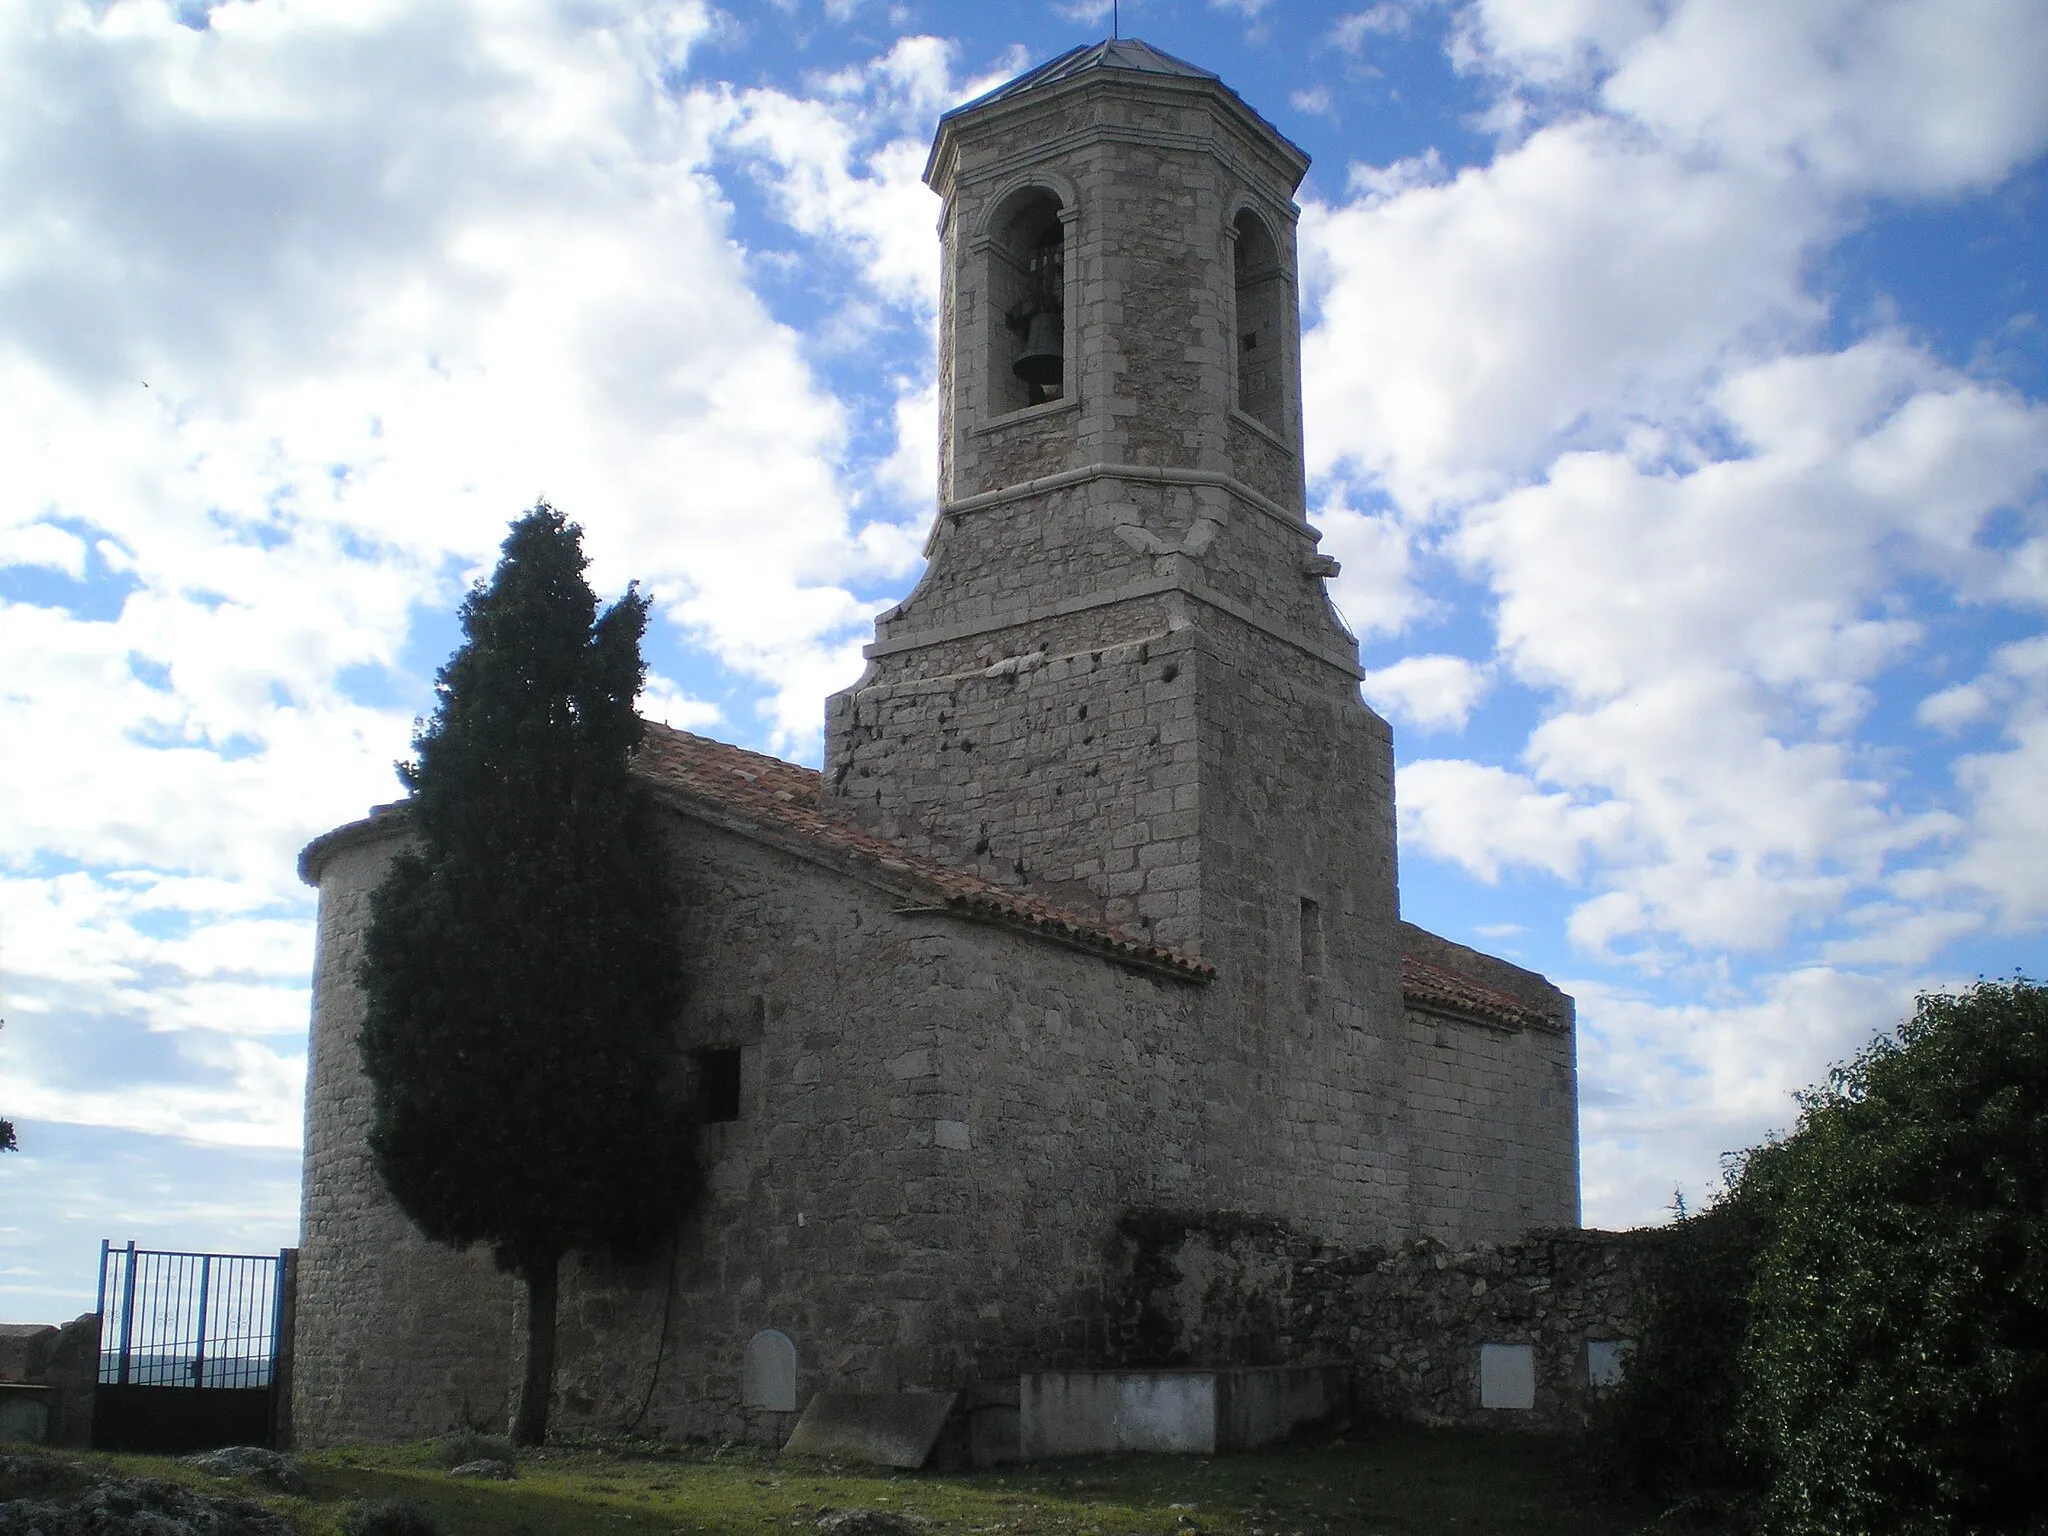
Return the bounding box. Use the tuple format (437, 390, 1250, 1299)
(1232, 208, 1286, 432)
(986, 187, 1067, 414)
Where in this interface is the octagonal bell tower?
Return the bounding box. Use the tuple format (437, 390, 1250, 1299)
(825, 39, 1403, 1236)
(928, 40, 1312, 507)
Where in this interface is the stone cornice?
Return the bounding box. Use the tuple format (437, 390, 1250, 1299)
(927, 67, 1309, 199)
(864, 567, 1364, 680)
(939, 461, 1307, 534)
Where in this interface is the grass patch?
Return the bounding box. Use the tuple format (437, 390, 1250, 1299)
(67, 1421, 1648, 1535)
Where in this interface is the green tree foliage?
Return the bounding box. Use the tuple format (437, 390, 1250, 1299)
(1597, 1194, 1769, 1513)
(1737, 979, 2048, 1535)
(1604, 978, 2048, 1534)
(358, 505, 697, 1446)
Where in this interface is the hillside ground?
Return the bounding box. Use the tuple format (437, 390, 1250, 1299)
(13, 1419, 1654, 1534)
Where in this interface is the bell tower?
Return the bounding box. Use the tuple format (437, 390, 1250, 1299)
(824, 39, 1402, 1234)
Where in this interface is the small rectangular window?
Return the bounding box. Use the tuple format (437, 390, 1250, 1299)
(693, 1046, 742, 1123)
(1299, 897, 1324, 980)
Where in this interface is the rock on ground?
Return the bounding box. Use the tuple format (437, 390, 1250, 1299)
(445, 1459, 515, 1480)
(0, 1475, 291, 1536)
(813, 1511, 927, 1536)
(180, 1449, 309, 1497)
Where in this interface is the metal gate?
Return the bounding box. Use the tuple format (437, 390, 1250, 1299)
(93, 1241, 290, 1453)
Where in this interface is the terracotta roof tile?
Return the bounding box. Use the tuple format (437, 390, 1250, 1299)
(631, 723, 1213, 981)
(1400, 953, 1560, 1032)
(301, 720, 1561, 1025)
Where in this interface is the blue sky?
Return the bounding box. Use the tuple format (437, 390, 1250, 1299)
(3, 0, 2046, 1322)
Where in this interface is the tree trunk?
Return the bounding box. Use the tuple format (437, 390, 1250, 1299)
(511, 1255, 559, 1446)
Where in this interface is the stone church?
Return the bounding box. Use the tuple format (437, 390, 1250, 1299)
(294, 39, 1579, 1446)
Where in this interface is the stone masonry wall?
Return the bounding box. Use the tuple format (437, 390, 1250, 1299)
(295, 832, 524, 1445)
(828, 624, 1204, 952)
(0, 1314, 99, 1447)
(1111, 1212, 1658, 1433)
(1396, 922, 1578, 1241)
(1403, 1004, 1579, 1243)
(300, 806, 1575, 1447)
(297, 809, 1213, 1445)
(1185, 613, 1406, 1249)
(827, 61, 1419, 1255)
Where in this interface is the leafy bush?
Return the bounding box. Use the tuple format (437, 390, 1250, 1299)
(1596, 1194, 1769, 1512)
(339, 1497, 443, 1536)
(1603, 978, 2048, 1534)
(1737, 979, 2048, 1535)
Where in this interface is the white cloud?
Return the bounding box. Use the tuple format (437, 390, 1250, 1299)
(637, 673, 723, 733)
(1429, 342, 2045, 957)
(1302, 116, 1823, 507)
(1330, 5, 1417, 51)
(876, 375, 941, 512)
(0, 0, 971, 1149)
(1598, 0, 2048, 197)
(1360, 653, 1491, 731)
(1397, 759, 1625, 883)
(1290, 86, 1333, 119)
(0, 523, 88, 578)
(1306, 0, 2048, 983)
(1578, 964, 1911, 1224)
(1917, 682, 1996, 733)
(704, 46, 947, 314)
(1316, 497, 1432, 636)
(1943, 639, 2048, 926)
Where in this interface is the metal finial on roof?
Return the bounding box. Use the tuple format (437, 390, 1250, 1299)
(1113, 1, 1120, 40)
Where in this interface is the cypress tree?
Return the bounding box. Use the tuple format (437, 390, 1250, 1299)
(358, 504, 696, 1445)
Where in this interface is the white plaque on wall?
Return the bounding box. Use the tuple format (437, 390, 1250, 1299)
(743, 1328, 798, 1412)
(1479, 1342, 1536, 1410)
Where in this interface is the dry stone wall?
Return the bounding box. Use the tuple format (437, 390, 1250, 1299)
(1112, 1212, 1656, 1433)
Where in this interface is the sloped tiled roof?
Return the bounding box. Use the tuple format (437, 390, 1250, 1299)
(299, 721, 1555, 1028)
(632, 724, 1212, 981)
(1401, 953, 1560, 1033)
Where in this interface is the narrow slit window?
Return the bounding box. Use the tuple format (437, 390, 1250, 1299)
(1299, 896, 1325, 1016)
(693, 1046, 743, 1123)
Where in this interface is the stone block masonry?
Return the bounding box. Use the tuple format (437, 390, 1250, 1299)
(298, 805, 1218, 1445)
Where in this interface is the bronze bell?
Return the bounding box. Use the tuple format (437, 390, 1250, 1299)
(1012, 309, 1063, 389)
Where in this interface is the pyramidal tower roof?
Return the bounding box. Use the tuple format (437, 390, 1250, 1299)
(946, 38, 1219, 115)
